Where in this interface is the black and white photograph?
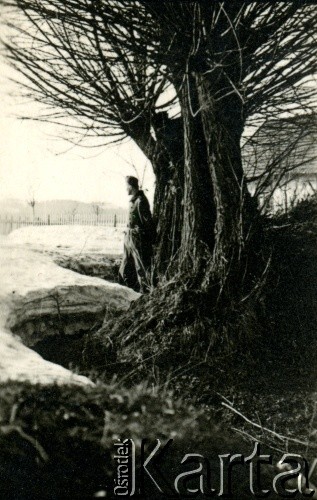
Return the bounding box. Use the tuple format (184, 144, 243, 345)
(0, 1, 317, 498)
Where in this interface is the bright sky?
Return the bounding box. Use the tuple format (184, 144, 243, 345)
(0, 66, 155, 209)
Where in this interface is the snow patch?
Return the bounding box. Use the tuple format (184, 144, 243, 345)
(6, 225, 125, 256)
(0, 227, 138, 386)
(0, 328, 92, 386)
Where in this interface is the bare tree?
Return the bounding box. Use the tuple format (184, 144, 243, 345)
(27, 191, 36, 222)
(2, 1, 317, 347)
(122, 2, 317, 276)
(93, 1, 317, 347)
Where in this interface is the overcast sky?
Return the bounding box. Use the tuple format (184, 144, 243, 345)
(0, 66, 155, 208)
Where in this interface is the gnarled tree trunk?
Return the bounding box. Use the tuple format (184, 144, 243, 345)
(151, 114, 184, 276)
(178, 75, 216, 275)
(195, 74, 259, 297)
(127, 114, 185, 277)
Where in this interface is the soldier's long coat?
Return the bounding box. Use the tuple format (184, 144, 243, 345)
(119, 190, 154, 292)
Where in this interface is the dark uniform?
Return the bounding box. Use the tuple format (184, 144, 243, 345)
(119, 190, 154, 292)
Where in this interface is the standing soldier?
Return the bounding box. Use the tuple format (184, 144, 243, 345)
(119, 176, 154, 293)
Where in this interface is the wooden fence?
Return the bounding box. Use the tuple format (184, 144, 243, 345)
(0, 213, 128, 235)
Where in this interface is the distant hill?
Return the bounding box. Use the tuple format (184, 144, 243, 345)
(0, 199, 128, 218)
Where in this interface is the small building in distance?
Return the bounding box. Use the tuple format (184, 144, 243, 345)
(243, 114, 317, 213)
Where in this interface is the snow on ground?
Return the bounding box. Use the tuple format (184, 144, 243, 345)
(6, 225, 125, 257)
(0, 329, 92, 386)
(0, 245, 138, 336)
(0, 226, 139, 386)
(0, 244, 134, 315)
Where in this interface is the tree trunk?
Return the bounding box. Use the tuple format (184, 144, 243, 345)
(127, 115, 184, 276)
(178, 75, 216, 274)
(196, 73, 258, 294)
(152, 155, 184, 276)
(149, 72, 254, 287)
(150, 114, 184, 276)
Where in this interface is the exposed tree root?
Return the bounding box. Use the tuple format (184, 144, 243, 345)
(83, 261, 266, 385)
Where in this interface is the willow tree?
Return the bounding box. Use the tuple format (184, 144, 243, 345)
(113, 2, 317, 277)
(2, 1, 317, 357)
(95, 1, 317, 357)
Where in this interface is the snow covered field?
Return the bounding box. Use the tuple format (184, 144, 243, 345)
(5, 225, 125, 257)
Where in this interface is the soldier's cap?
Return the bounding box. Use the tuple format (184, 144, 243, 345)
(126, 176, 139, 189)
